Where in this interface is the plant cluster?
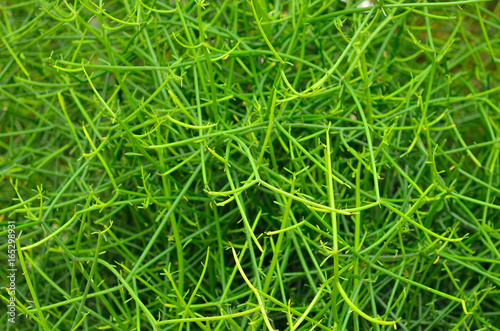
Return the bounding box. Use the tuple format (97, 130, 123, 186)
(1, 0, 499, 330)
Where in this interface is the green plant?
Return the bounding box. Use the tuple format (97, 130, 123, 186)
(1, 0, 499, 330)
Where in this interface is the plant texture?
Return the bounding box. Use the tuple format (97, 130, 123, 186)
(1, 0, 499, 330)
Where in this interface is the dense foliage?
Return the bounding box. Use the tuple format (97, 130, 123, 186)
(1, 0, 499, 330)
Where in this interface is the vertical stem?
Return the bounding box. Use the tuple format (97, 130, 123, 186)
(72, 234, 103, 329)
(258, 65, 281, 166)
(197, 1, 219, 122)
(359, 37, 373, 125)
(262, 175, 295, 294)
(326, 129, 339, 322)
(16, 240, 51, 331)
(354, 159, 362, 308)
